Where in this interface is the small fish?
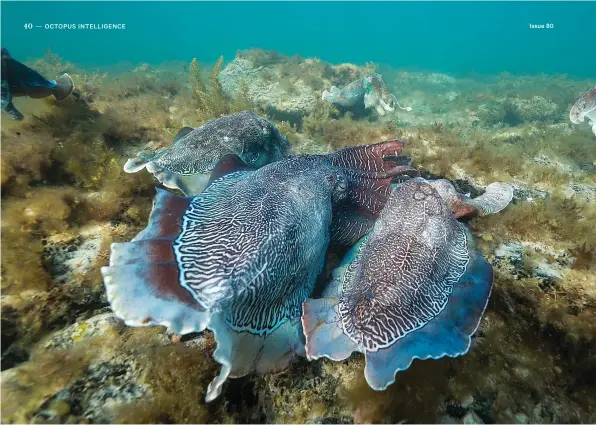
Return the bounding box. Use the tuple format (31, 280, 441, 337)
(570, 85, 596, 136)
(1, 47, 74, 120)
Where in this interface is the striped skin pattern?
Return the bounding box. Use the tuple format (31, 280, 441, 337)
(325, 139, 408, 173)
(330, 176, 391, 246)
(134, 111, 289, 175)
(325, 139, 416, 246)
(173, 157, 346, 336)
(338, 180, 470, 351)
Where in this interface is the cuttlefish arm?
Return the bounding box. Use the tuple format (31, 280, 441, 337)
(365, 74, 412, 114)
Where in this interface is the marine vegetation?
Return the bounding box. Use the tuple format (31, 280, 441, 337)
(1, 48, 595, 424)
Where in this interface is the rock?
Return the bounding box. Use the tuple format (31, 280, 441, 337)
(439, 415, 460, 424)
(446, 91, 459, 102)
(509, 182, 550, 203)
(513, 412, 529, 424)
(40, 399, 71, 419)
(460, 394, 475, 409)
(507, 96, 559, 124)
(219, 58, 319, 119)
(564, 183, 596, 203)
(532, 154, 575, 174)
(494, 241, 570, 283)
(60, 360, 147, 423)
(462, 411, 484, 424)
(42, 313, 124, 351)
(42, 224, 108, 285)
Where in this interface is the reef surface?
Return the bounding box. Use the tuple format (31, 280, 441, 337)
(1, 49, 595, 424)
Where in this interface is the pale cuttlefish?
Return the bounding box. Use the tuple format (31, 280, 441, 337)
(1, 47, 74, 120)
(570, 85, 596, 136)
(302, 178, 513, 391)
(322, 73, 412, 116)
(123, 110, 290, 196)
(101, 140, 414, 402)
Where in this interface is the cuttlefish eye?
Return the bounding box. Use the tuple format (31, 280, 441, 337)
(332, 173, 347, 192)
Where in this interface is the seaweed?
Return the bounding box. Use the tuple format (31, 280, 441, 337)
(237, 48, 288, 67)
(0, 128, 56, 195)
(115, 343, 221, 424)
(0, 348, 92, 423)
(570, 242, 596, 270)
(190, 56, 230, 118)
(473, 193, 596, 246)
(187, 57, 255, 127)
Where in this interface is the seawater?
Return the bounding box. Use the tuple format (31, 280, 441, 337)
(2, 1, 595, 78)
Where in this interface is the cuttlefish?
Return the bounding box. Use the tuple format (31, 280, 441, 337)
(102, 140, 414, 402)
(124, 111, 290, 195)
(302, 178, 513, 391)
(570, 85, 596, 136)
(322, 73, 412, 116)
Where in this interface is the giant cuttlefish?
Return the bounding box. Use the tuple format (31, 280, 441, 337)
(123, 111, 291, 195)
(302, 178, 512, 391)
(570, 85, 596, 136)
(102, 140, 414, 402)
(322, 73, 412, 116)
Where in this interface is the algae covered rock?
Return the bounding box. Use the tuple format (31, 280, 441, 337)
(219, 57, 319, 119)
(480, 96, 560, 126)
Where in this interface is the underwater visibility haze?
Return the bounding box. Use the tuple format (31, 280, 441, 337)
(1, 1, 596, 424)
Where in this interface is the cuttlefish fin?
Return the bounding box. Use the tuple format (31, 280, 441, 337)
(364, 246, 492, 391)
(206, 313, 305, 402)
(101, 188, 210, 335)
(123, 152, 154, 173)
(4, 103, 24, 120)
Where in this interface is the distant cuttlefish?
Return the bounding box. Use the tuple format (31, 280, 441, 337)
(1, 47, 74, 120)
(322, 73, 412, 116)
(570, 85, 596, 136)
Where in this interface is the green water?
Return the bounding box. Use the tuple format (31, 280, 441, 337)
(2, 1, 595, 78)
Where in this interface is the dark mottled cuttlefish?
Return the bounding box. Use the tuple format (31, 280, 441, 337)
(1, 47, 74, 120)
(570, 85, 596, 136)
(102, 140, 413, 402)
(123, 110, 290, 195)
(302, 178, 512, 391)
